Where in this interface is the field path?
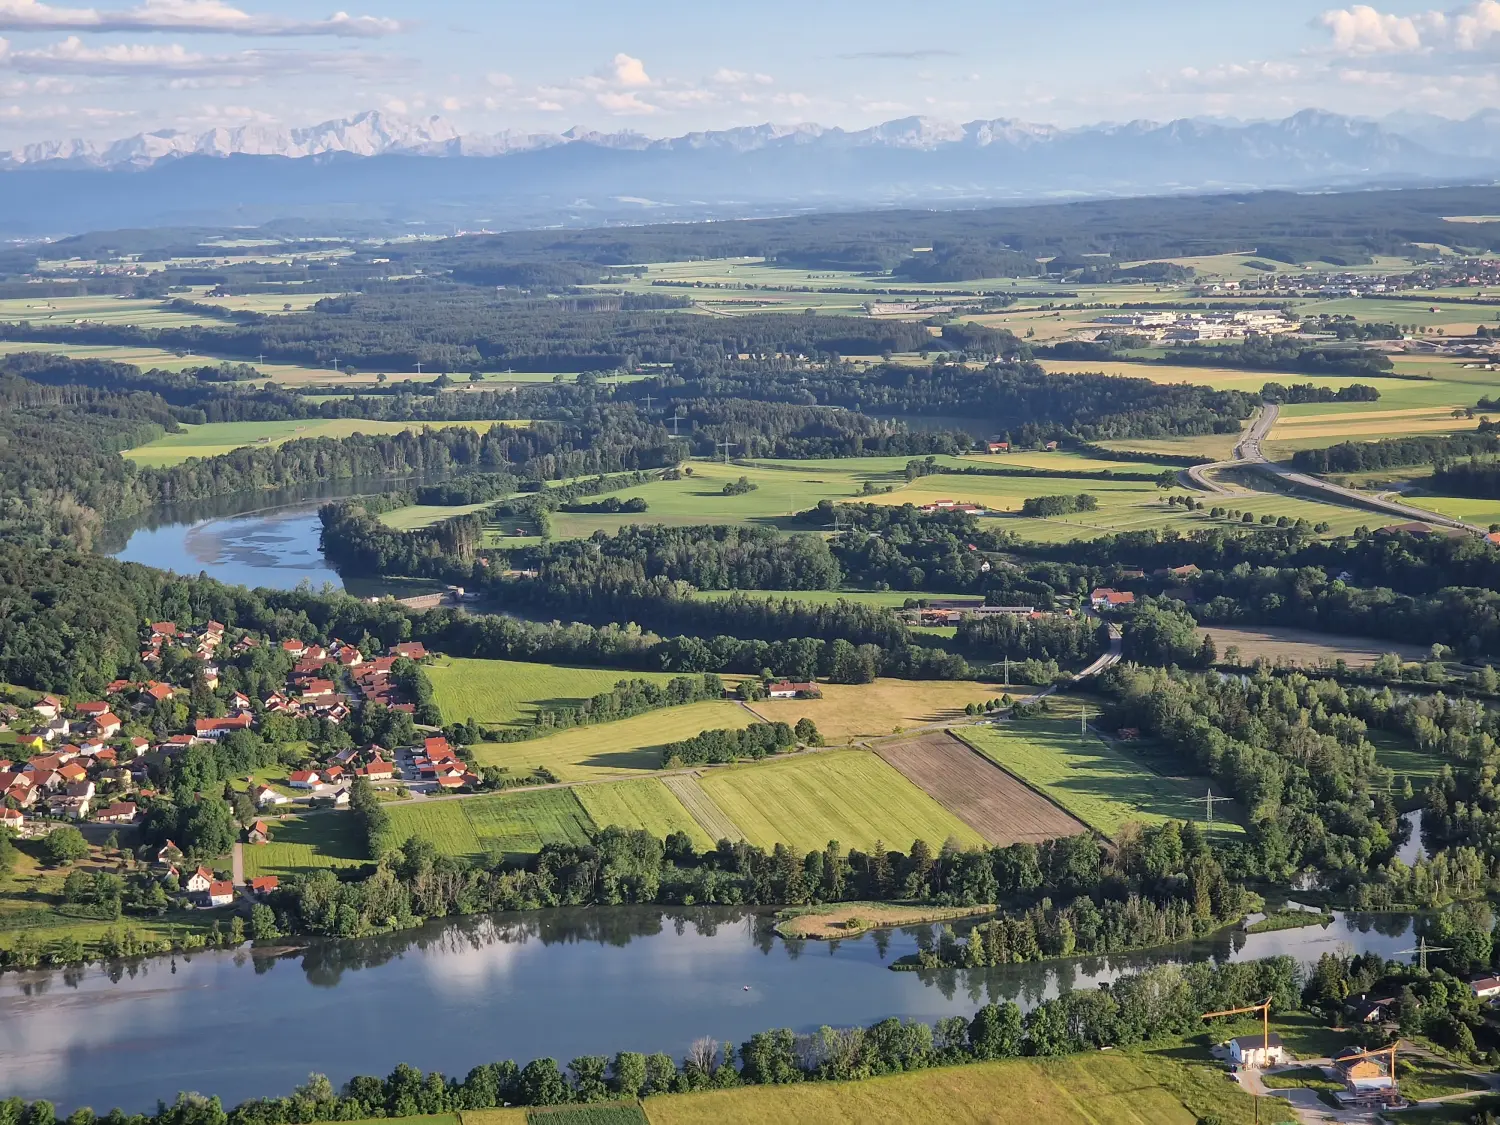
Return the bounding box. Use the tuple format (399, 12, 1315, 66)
(662, 774, 744, 843)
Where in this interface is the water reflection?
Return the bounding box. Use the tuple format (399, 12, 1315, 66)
(0, 905, 1421, 1114)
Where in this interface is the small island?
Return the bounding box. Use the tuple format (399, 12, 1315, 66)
(774, 901, 994, 940)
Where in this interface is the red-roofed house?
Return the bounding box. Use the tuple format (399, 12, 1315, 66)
(280, 639, 307, 657)
(250, 875, 279, 896)
(185, 866, 214, 893)
(288, 770, 320, 789)
(75, 701, 109, 717)
(423, 736, 453, 760)
(140, 682, 175, 704)
(766, 681, 818, 699)
(205, 881, 235, 908)
(1089, 588, 1136, 610)
(31, 695, 61, 720)
(0, 808, 23, 831)
(247, 820, 271, 844)
(391, 642, 427, 660)
(92, 712, 122, 738)
(358, 758, 395, 780)
(150, 621, 178, 638)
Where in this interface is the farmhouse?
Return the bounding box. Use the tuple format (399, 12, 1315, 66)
(247, 820, 270, 844)
(767, 681, 819, 699)
(288, 770, 320, 789)
(1228, 1033, 1285, 1068)
(185, 866, 214, 894)
(204, 880, 235, 908)
(194, 715, 253, 739)
(1090, 588, 1136, 610)
(252, 784, 290, 807)
(249, 876, 279, 897)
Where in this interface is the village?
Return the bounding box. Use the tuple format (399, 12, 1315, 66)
(0, 619, 475, 911)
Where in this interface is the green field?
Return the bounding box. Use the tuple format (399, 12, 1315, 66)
(426, 658, 705, 730)
(123, 418, 525, 467)
(241, 814, 369, 878)
(643, 1049, 1280, 1125)
(574, 779, 715, 850)
(690, 587, 968, 609)
(959, 716, 1244, 840)
(385, 788, 595, 860)
(697, 749, 985, 853)
(469, 701, 754, 781)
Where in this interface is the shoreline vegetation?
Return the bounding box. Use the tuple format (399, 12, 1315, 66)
(1246, 909, 1336, 934)
(772, 901, 995, 940)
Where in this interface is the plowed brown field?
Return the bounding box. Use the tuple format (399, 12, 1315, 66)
(877, 732, 1087, 845)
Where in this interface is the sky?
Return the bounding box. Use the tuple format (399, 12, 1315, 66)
(3, 0, 1500, 146)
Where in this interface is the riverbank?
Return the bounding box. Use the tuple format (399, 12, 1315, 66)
(773, 901, 994, 940)
(1246, 909, 1336, 934)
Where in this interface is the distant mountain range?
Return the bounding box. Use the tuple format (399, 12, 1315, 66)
(3, 108, 1500, 237)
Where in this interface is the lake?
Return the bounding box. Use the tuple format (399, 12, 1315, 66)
(103, 476, 444, 593)
(0, 905, 1420, 1113)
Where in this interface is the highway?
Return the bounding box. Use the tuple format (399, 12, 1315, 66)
(1185, 403, 1486, 534)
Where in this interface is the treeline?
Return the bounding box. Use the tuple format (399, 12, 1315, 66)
(1160, 338, 1394, 378)
(953, 614, 1106, 664)
(0, 955, 1299, 1121)
(661, 721, 798, 767)
(1290, 428, 1500, 473)
(1019, 494, 1098, 517)
(1260, 381, 1380, 404)
(1429, 459, 1500, 499)
(486, 674, 727, 742)
(655, 359, 1258, 444)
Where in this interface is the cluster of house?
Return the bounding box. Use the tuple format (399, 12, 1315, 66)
(1091, 309, 1293, 341)
(765, 681, 820, 700)
(0, 623, 431, 834)
(409, 736, 479, 790)
(155, 839, 280, 909)
(1089, 588, 1137, 610)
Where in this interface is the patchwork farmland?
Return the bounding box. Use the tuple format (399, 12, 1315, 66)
(875, 733, 1088, 845)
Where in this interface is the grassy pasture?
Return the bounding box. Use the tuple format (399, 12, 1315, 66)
(644, 1049, 1277, 1125)
(573, 778, 715, 850)
(1203, 623, 1430, 666)
(426, 657, 701, 731)
(690, 588, 956, 610)
(384, 788, 595, 860)
(749, 678, 1005, 741)
(468, 701, 754, 782)
(378, 501, 500, 530)
(1402, 492, 1500, 527)
(124, 418, 524, 467)
(240, 813, 368, 878)
(959, 714, 1244, 839)
(697, 749, 985, 853)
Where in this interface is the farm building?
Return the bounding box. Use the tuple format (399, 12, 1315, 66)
(1090, 588, 1136, 610)
(1469, 976, 1500, 999)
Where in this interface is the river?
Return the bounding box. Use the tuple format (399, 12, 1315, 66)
(0, 905, 1420, 1114)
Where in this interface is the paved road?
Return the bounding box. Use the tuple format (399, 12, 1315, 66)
(1188, 402, 1485, 533)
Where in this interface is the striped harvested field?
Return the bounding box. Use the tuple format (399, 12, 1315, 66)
(662, 774, 743, 843)
(575, 778, 714, 850)
(876, 733, 1087, 845)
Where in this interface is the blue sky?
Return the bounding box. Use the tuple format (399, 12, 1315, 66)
(1, 0, 1498, 144)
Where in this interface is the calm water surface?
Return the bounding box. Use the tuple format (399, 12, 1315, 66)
(0, 905, 1419, 1113)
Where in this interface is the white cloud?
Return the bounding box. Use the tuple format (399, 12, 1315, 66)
(0, 0, 403, 37)
(1317, 1, 1500, 55)
(596, 88, 656, 114)
(485, 70, 513, 88)
(609, 52, 650, 87)
(0, 33, 383, 75)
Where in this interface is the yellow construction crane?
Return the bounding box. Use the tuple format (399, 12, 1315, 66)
(1202, 998, 1273, 1123)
